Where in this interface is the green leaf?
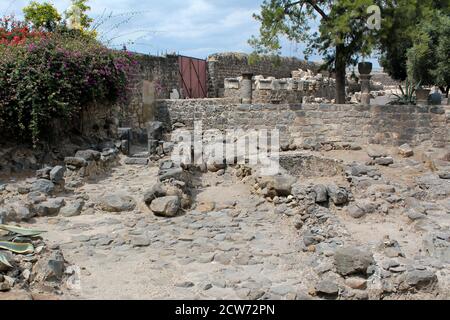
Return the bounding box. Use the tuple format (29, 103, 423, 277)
(0, 241, 34, 254)
(0, 224, 46, 237)
(0, 252, 13, 268)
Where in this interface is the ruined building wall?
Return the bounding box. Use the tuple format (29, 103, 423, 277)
(207, 53, 320, 98)
(120, 54, 180, 129)
(223, 78, 336, 104)
(155, 99, 450, 148)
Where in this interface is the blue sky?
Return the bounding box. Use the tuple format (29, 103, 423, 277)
(1, 0, 379, 67)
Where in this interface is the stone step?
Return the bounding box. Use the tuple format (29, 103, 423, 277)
(130, 152, 150, 158)
(124, 158, 149, 166)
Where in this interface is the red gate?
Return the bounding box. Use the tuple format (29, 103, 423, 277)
(178, 55, 207, 99)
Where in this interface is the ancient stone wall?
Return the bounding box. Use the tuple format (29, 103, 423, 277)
(155, 99, 450, 148)
(207, 53, 320, 98)
(120, 54, 180, 129)
(223, 77, 335, 104)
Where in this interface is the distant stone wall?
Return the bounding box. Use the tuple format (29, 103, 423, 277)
(155, 99, 449, 148)
(223, 77, 335, 104)
(207, 53, 320, 98)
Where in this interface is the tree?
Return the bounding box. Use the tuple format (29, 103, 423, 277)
(377, 0, 447, 81)
(23, 1, 61, 31)
(250, 0, 379, 104)
(406, 10, 450, 97)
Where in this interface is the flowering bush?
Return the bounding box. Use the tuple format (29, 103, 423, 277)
(0, 22, 138, 144)
(0, 16, 45, 45)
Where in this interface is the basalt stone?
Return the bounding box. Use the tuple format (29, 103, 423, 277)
(64, 157, 87, 168)
(75, 150, 101, 161)
(50, 166, 65, 183)
(150, 196, 180, 217)
(327, 185, 348, 205)
(99, 194, 136, 212)
(143, 183, 166, 205)
(334, 247, 375, 276)
(31, 179, 55, 194)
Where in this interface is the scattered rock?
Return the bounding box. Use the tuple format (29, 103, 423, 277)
(30, 179, 55, 194)
(374, 157, 394, 166)
(347, 200, 377, 219)
(399, 144, 414, 157)
(150, 196, 180, 217)
(345, 277, 367, 290)
(74, 150, 101, 161)
(50, 166, 65, 183)
(400, 270, 438, 292)
(313, 184, 328, 203)
(60, 200, 84, 217)
(99, 194, 136, 212)
(64, 157, 87, 168)
(315, 280, 339, 296)
(327, 185, 348, 205)
(35, 198, 65, 217)
(334, 247, 374, 276)
(143, 183, 166, 205)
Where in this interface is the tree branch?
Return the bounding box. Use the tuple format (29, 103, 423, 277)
(284, 0, 329, 20)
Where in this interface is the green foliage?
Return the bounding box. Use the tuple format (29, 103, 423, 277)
(250, 0, 379, 71)
(0, 224, 46, 268)
(23, 1, 61, 31)
(0, 31, 138, 144)
(378, 0, 446, 81)
(389, 80, 421, 105)
(406, 10, 450, 91)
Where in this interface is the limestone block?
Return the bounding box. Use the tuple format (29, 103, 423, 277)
(224, 78, 240, 89)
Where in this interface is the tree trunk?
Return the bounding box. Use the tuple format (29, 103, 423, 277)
(335, 44, 347, 104)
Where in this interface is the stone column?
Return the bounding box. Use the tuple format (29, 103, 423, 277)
(241, 72, 253, 104)
(360, 74, 372, 105)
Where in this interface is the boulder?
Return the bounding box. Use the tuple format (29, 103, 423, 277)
(143, 183, 166, 205)
(50, 166, 65, 183)
(334, 247, 374, 276)
(438, 172, 450, 180)
(31, 249, 66, 283)
(367, 146, 387, 159)
(64, 157, 87, 168)
(327, 185, 348, 205)
(30, 179, 55, 194)
(347, 200, 377, 219)
(60, 200, 84, 217)
(35, 198, 65, 217)
(150, 196, 180, 217)
(74, 150, 101, 161)
(374, 157, 394, 166)
(258, 174, 296, 197)
(400, 270, 438, 292)
(313, 184, 328, 203)
(99, 194, 136, 212)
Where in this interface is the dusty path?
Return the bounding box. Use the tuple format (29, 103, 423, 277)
(28, 164, 317, 300)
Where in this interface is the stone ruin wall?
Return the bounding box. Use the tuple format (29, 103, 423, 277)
(223, 76, 336, 104)
(155, 99, 450, 149)
(207, 53, 321, 98)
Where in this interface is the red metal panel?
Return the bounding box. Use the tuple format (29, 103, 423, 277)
(179, 55, 207, 99)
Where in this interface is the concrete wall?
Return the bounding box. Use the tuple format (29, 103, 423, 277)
(155, 99, 450, 148)
(207, 53, 320, 98)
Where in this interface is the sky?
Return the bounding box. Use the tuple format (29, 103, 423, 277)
(0, 0, 379, 67)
